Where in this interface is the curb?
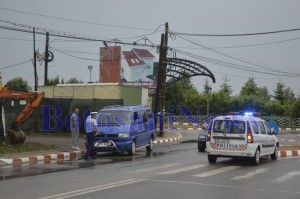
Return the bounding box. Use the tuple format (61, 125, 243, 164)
(0, 135, 183, 167)
(279, 150, 300, 157)
(0, 151, 83, 167)
(162, 127, 300, 131)
(154, 132, 182, 144)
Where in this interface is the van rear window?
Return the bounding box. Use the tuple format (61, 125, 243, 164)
(213, 120, 245, 134)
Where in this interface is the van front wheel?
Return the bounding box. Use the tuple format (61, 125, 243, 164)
(128, 140, 136, 156)
(146, 137, 154, 152)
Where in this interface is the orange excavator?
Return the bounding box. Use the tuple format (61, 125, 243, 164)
(0, 86, 45, 144)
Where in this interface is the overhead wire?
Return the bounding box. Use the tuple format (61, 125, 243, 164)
(169, 36, 300, 50)
(171, 32, 300, 76)
(172, 48, 299, 77)
(172, 27, 300, 37)
(0, 59, 32, 69)
(0, 7, 153, 31)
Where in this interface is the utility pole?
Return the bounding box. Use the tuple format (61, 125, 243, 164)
(159, 22, 169, 137)
(33, 28, 38, 91)
(154, 34, 165, 132)
(44, 32, 49, 86)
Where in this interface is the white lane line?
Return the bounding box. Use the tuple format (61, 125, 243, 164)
(231, 168, 270, 180)
(271, 171, 300, 183)
(158, 164, 207, 175)
(193, 166, 241, 177)
(127, 163, 178, 173)
(37, 179, 143, 199)
(142, 178, 300, 194)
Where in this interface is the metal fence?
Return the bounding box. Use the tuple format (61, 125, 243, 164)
(161, 115, 300, 128)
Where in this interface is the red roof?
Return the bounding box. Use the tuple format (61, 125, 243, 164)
(123, 51, 145, 67)
(132, 48, 155, 58)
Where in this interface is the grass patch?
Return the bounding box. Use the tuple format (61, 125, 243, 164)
(279, 146, 300, 151)
(0, 142, 58, 154)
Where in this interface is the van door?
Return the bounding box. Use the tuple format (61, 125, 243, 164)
(132, 111, 143, 148)
(139, 110, 150, 146)
(257, 121, 270, 155)
(211, 119, 247, 151)
(263, 122, 276, 154)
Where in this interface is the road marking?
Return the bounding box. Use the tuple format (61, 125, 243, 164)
(127, 163, 178, 173)
(158, 164, 207, 175)
(193, 166, 240, 177)
(231, 168, 270, 180)
(271, 170, 300, 183)
(37, 179, 144, 199)
(142, 178, 300, 194)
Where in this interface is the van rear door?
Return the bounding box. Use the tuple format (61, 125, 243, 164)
(211, 119, 247, 151)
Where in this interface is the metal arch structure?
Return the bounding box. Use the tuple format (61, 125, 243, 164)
(166, 58, 216, 85)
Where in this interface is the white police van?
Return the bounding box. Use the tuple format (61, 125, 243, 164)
(206, 112, 279, 165)
(94, 105, 155, 156)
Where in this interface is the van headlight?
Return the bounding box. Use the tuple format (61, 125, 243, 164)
(118, 133, 129, 137)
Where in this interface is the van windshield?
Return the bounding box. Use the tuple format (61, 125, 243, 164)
(213, 120, 245, 134)
(97, 111, 132, 125)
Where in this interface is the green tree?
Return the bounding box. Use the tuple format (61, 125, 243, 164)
(273, 81, 285, 104)
(240, 77, 258, 96)
(284, 87, 295, 102)
(231, 95, 265, 114)
(290, 99, 300, 118)
(209, 90, 232, 114)
(220, 75, 232, 96)
(66, 77, 84, 84)
(257, 86, 270, 101)
(165, 76, 199, 114)
(5, 77, 32, 90)
(203, 78, 212, 95)
(47, 75, 60, 86)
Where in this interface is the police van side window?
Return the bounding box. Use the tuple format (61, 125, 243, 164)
(258, 121, 266, 134)
(263, 122, 272, 135)
(250, 121, 259, 134)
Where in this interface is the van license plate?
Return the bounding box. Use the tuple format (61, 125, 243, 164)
(215, 139, 230, 144)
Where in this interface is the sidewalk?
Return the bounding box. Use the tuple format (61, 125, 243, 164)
(0, 131, 182, 167)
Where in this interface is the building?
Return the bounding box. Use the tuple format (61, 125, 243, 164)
(100, 46, 156, 84)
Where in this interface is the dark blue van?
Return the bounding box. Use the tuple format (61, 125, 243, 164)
(94, 105, 156, 155)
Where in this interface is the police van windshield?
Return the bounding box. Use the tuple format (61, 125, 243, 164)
(213, 120, 245, 134)
(97, 111, 132, 125)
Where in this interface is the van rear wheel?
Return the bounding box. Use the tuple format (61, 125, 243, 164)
(208, 154, 217, 164)
(251, 149, 260, 165)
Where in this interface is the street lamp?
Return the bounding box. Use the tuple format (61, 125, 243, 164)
(87, 65, 93, 82)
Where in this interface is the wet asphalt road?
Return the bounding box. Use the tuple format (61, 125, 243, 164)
(0, 130, 299, 181)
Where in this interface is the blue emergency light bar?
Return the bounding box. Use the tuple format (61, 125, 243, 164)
(226, 111, 260, 117)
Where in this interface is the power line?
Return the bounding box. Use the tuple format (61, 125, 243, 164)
(0, 7, 153, 31)
(171, 27, 300, 37)
(172, 48, 300, 77)
(0, 59, 32, 69)
(173, 33, 300, 76)
(170, 36, 300, 50)
(0, 24, 159, 48)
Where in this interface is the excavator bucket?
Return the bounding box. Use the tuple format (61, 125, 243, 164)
(7, 128, 26, 145)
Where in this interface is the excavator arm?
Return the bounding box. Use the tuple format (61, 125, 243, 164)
(0, 87, 45, 144)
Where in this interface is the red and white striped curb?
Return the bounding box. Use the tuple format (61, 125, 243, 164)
(0, 151, 83, 166)
(154, 133, 182, 144)
(279, 150, 300, 157)
(163, 127, 300, 131)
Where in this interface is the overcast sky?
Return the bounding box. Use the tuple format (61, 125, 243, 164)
(1, 0, 300, 96)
